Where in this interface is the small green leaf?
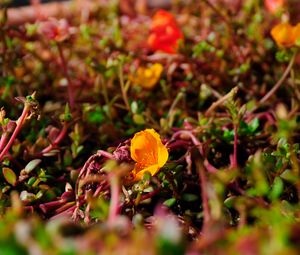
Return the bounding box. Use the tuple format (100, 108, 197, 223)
(133, 114, 145, 125)
(223, 129, 234, 142)
(248, 118, 259, 133)
(42, 150, 59, 157)
(182, 193, 198, 202)
(163, 198, 176, 208)
(25, 159, 42, 174)
(131, 101, 138, 114)
(280, 169, 297, 183)
(224, 196, 236, 208)
(64, 103, 72, 121)
(269, 177, 284, 201)
(87, 106, 105, 124)
(27, 177, 36, 186)
(2, 167, 17, 186)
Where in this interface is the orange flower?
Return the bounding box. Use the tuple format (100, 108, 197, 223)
(264, 0, 285, 14)
(130, 129, 168, 180)
(151, 10, 178, 29)
(293, 23, 300, 46)
(130, 63, 163, 89)
(271, 23, 295, 47)
(148, 10, 183, 54)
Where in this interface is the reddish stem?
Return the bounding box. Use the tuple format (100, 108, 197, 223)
(0, 133, 9, 152)
(55, 201, 75, 214)
(172, 130, 203, 155)
(259, 53, 296, 104)
(51, 205, 77, 220)
(0, 106, 29, 162)
(134, 188, 161, 204)
(108, 174, 120, 225)
(97, 150, 115, 160)
(57, 43, 75, 109)
(41, 123, 68, 154)
(196, 157, 211, 230)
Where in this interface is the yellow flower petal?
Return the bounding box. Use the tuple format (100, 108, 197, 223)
(271, 23, 295, 47)
(130, 129, 168, 181)
(158, 140, 169, 168)
(130, 129, 158, 164)
(134, 164, 160, 180)
(293, 23, 300, 46)
(130, 63, 163, 89)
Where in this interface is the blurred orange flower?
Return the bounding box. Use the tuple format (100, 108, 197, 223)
(148, 10, 183, 54)
(264, 0, 285, 13)
(130, 129, 168, 181)
(151, 9, 177, 29)
(130, 63, 163, 89)
(271, 23, 295, 47)
(294, 24, 300, 46)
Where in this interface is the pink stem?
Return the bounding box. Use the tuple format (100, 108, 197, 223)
(108, 174, 120, 225)
(55, 201, 75, 214)
(0, 133, 9, 152)
(196, 158, 211, 229)
(172, 130, 203, 154)
(136, 188, 161, 203)
(204, 159, 218, 173)
(167, 139, 190, 150)
(51, 205, 77, 220)
(97, 150, 115, 160)
(39, 200, 65, 214)
(0, 106, 29, 162)
(41, 124, 68, 154)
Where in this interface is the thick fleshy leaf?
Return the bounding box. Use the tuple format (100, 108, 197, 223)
(2, 167, 17, 186)
(24, 159, 42, 174)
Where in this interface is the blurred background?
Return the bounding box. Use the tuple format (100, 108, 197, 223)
(4, 0, 66, 7)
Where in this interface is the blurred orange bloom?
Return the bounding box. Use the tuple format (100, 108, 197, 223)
(264, 0, 285, 13)
(294, 24, 300, 46)
(148, 10, 183, 54)
(130, 63, 163, 89)
(151, 9, 177, 29)
(271, 23, 295, 47)
(130, 129, 168, 181)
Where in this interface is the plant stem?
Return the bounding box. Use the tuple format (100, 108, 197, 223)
(118, 64, 130, 111)
(172, 130, 203, 155)
(57, 43, 75, 109)
(259, 53, 296, 104)
(195, 155, 211, 230)
(167, 90, 185, 117)
(0, 106, 29, 162)
(41, 123, 68, 154)
(167, 89, 185, 128)
(0, 133, 9, 152)
(232, 124, 238, 169)
(108, 174, 120, 225)
(205, 87, 238, 116)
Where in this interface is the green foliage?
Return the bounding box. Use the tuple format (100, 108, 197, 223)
(2, 167, 16, 186)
